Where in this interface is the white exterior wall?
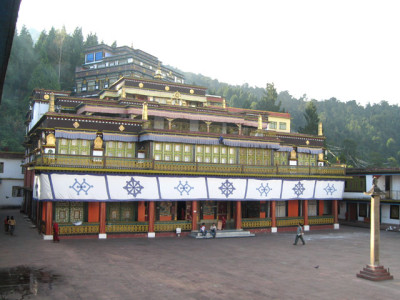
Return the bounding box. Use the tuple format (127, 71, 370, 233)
(29, 102, 49, 131)
(381, 204, 400, 225)
(0, 157, 24, 208)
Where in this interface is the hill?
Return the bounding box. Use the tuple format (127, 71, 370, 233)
(1, 26, 399, 167)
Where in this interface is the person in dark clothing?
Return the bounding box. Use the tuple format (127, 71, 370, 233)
(293, 223, 305, 245)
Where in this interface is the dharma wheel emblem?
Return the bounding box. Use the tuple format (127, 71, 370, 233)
(119, 125, 125, 132)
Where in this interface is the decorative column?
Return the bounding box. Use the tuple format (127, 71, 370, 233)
(303, 200, 309, 231)
(43, 201, 53, 240)
(235, 201, 242, 230)
(205, 121, 212, 133)
(191, 201, 198, 231)
(271, 200, 277, 233)
(333, 200, 339, 229)
(99, 202, 107, 239)
(166, 118, 174, 130)
(148, 201, 155, 238)
(137, 201, 146, 222)
(357, 177, 393, 281)
(236, 124, 242, 135)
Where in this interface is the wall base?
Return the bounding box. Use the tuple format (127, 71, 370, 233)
(98, 233, 107, 239)
(43, 235, 53, 240)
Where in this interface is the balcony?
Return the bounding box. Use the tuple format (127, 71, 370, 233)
(384, 190, 400, 201)
(32, 153, 346, 177)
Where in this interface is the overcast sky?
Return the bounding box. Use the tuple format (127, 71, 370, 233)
(16, 0, 400, 106)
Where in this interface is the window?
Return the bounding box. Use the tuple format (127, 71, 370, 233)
(95, 51, 103, 61)
(390, 205, 399, 219)
(12, 186, 23, 197)
(269, 122, 277, 129)
(276, 201, 287, 217)
(359, 204, 367, 217)
(279, 122, 287, 130)
(0, 162, 3, 173)
(85, 53, 94, 63)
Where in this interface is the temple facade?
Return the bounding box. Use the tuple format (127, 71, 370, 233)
(23, 74, 346, 239)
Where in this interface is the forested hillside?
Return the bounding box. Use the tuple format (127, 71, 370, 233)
(1, 26, 399, 168)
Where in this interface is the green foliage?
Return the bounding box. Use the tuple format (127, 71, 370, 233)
(299, 101, 319, 135)
(256, 83, 282, 112)
(0, 26, 94, 152)
(2, 27, 400, 168)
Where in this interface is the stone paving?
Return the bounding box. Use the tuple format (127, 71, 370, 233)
(1, 209, 400, 300)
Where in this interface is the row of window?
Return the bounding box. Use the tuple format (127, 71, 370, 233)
(269, 121, 287, 130)
(54, 139, 317, 165)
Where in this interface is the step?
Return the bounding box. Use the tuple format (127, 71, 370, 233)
(190, 229, 255, 239)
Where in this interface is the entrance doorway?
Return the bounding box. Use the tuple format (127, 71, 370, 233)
(177, 201, 186, 220)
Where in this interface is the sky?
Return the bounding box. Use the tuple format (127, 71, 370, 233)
(16, 0, 400, 106)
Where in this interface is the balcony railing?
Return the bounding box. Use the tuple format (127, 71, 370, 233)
(32, 153, 346, 176)
(384, 190, 400, 201)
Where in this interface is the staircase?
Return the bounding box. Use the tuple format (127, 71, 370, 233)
(190, 229, 255, 239)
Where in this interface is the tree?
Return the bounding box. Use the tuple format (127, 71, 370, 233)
(256, 82, 282, 112)
(85, 32, 99, 47)
(299, 101, 320, 135)
(28, 61, 60, 91)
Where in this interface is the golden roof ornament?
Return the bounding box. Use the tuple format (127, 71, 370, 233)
(258, 115, 263, 130)
(154, 62, 163, 80)
(142, 102, 148, 120)
(49, 93, 55, 112)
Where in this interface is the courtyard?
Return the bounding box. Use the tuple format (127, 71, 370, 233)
(1, 209, 400, 299)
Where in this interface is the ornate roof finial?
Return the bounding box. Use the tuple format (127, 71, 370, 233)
(154, 62, 163, 80)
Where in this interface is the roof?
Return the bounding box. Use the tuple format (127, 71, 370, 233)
(347, 168, 400, 176)
(0, 0, 21, 104)
(0, 151, 24, 159)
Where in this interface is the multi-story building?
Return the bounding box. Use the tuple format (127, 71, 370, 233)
(0, 151, 24, 208)
(342, 168, 400, 226)
(75, 44, 184, 97)
(23, 74, 346, 240)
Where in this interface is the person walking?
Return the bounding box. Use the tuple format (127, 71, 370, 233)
(293, 222, 305, 245)
(4, 216, 9, 233)
(53, 221, 60, 242)
(8, 216, 16, 236)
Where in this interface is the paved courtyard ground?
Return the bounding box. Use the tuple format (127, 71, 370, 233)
(1, 209, 400, 300)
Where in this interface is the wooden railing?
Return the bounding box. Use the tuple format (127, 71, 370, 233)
(243, 216, 334, 228)
(33, 154, 346, 176)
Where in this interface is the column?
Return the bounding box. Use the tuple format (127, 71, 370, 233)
(303, 200, 309, 231)
(148, 201, 155, 238)
(99, 202, 107, 239)
(192, 201, 198, 231)
(235, 201, 242, 230)
(333, 200, 339, 229)
(43, 201, 53, 240)
(137, 201, 146, 222)
(357, 191, 393, 280)
(271, 200, 277, 233)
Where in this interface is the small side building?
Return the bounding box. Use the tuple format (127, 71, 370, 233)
(342, 168, 400, 227)
(0, 151, 24, 208)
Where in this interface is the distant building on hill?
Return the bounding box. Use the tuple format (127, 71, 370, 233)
(0, 151, 24, 208)
(74, 44, 184, 97)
